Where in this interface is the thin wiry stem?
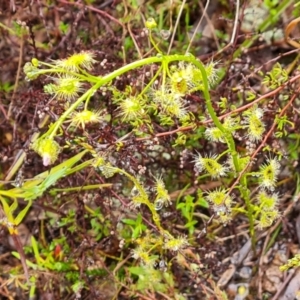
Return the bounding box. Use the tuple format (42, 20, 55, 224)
(230, 0, 240, 45)
(212, 0, 240, 58)
(7, 30, 24, 118)
(167, 0, 187, 55)
(186, 0, 211, 54)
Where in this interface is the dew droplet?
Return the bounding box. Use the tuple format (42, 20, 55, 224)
(160, 30, 171, 40)
(154, 199, 163, 210)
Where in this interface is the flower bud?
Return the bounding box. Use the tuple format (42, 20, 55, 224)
(32, 138, 61, 166)
(145, 18, 157, 30)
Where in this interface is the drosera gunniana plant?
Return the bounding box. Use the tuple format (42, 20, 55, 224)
(1, 14, 295, 297)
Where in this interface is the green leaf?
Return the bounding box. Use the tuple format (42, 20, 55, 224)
(9, 198, 18, 214)
(12, 251, 42, 270)
(184, 220, 198, 228)
(31, 236, 43, 264)
(128, 266, 144, 276)
(176, 202, 186, 209)
(246, 91, 256, 101)
(14, 200, 32, 225)
(122, 219, 136, 226)
(197, 197, 209, 208)
(0, 197, 25, 226)
(0, 197, 13, 220)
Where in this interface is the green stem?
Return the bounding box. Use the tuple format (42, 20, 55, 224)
(36, 65, 99, 83)
(240, 175, 256, 247)
(189, 59, 239, 173)
(0, 21, 17, 35)
(48, 85, 100, 139)
(149, 31, 162, 54)
(45, 54, 209, 139)
(139, 65, 163, 98)
(41, 53, 240, 178)
(117, 168, 163, 232)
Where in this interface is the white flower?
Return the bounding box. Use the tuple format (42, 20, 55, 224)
(258, 157, 280, 191)
(193, 153, 227, 178)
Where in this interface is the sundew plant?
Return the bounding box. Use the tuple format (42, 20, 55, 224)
(0, 15, 296, 298)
